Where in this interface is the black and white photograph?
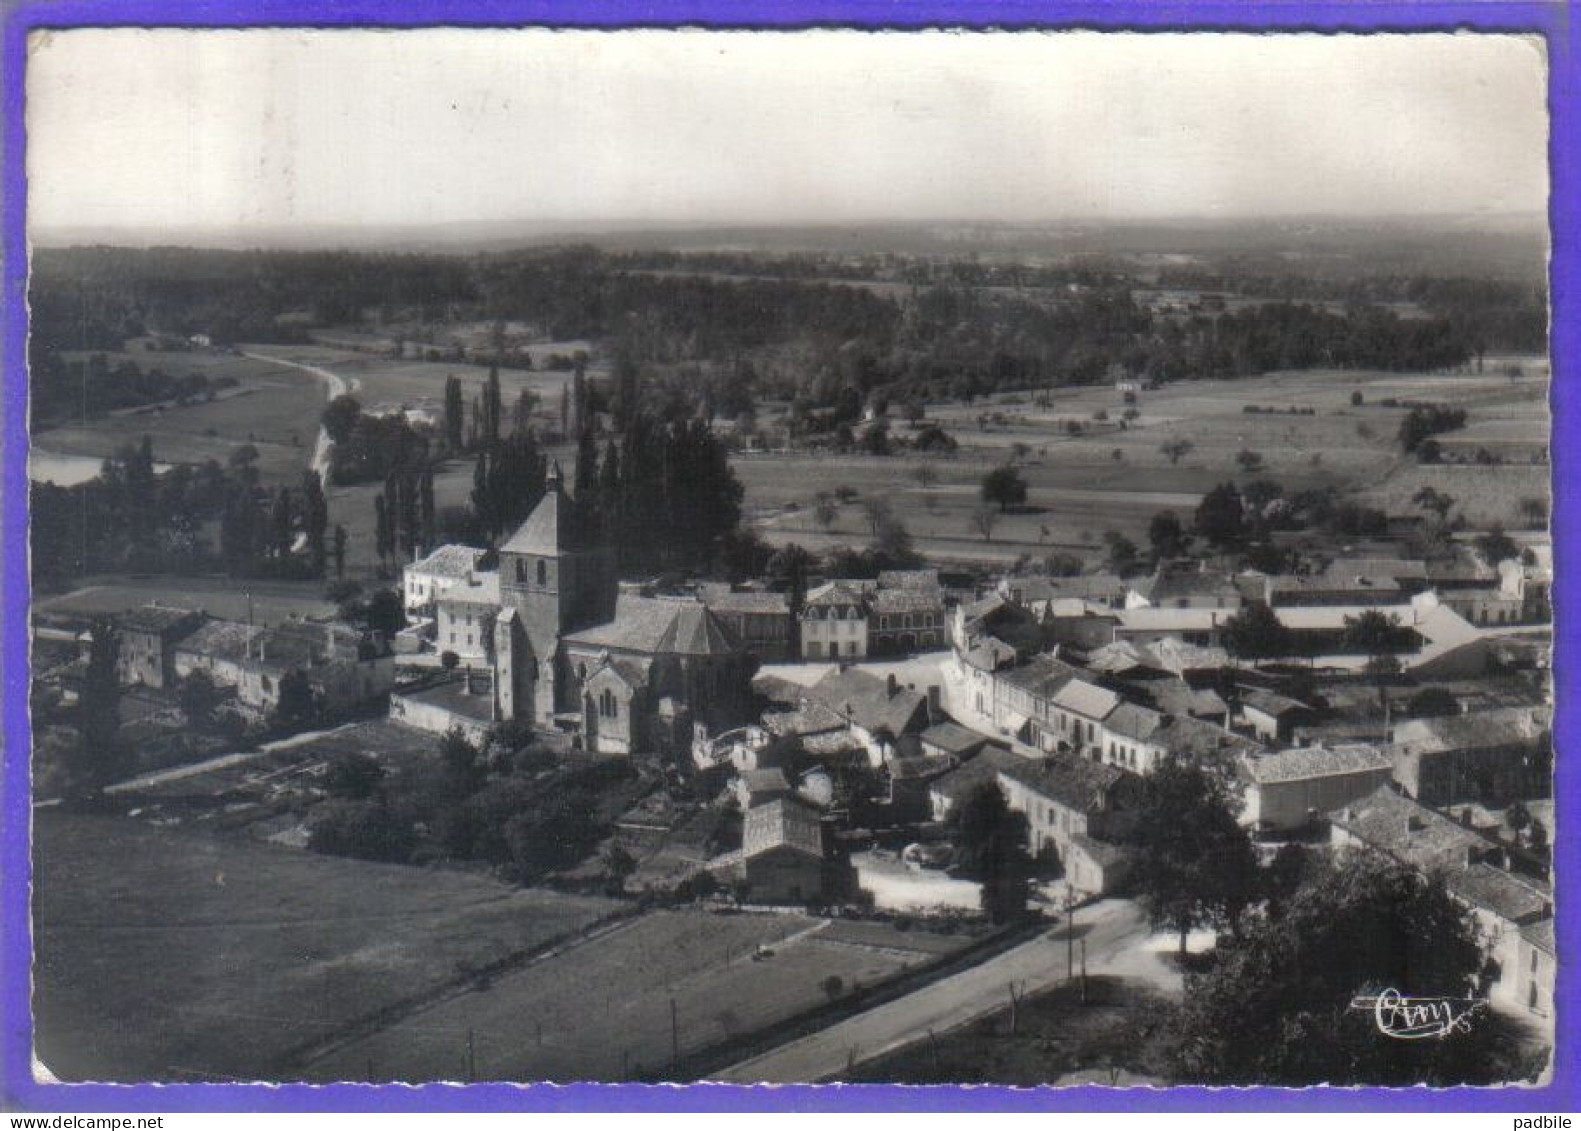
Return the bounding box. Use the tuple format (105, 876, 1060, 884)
(23, 28, 1555, 1088)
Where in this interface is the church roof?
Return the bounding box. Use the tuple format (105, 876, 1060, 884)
(564, 595, 741, 658)
(500, 479, 566, 556)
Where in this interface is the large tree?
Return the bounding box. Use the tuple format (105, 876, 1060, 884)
(948, 782, 1031, 924)
(1123, 757, 1259, 954)
(1148, 510, 1188, 560)
(1175, 853, 1542, 1086)
(74, 618, 126, 794)
(980, 464, 1029, 513)
(1194, 482, 1246, 547)
(1223, 601, 1292, 664)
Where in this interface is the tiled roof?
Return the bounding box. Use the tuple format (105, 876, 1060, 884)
(1105, 702, 1168, 744)
(1049, 680, 1121, 721)
(741, 767, 791, 794)
(174, 618, 263, 661)
(1068, 832, 1130, 869)
(1445, 863, 1551, 924)
(762, 701, 847, 738)
(872, 588, 945, 614)
(115, 605, 203, 635)
(1131, 570, 1240, 603)
(929, 746, 1025, 806)
(999, 574, 1125, 603)
(697, 584, 791, 616)
(997, 654, 1084, 700)
(1391, 707, 1548, 755)
(806, 666, 928, 736)
(890, 754, 957, 781)
(1331, 786, 1496, 873)
(919, 721, 994, 755)
(804, 582, 868, 609)
(743, 798, 824, 860)
(437, 571, 501, 607)
(877, 569, 941, 591)
(998, 750, 1127, 812)
(1520, 918, 1556, 954)
(408, 543, 487, 580)
(1241, 689, 1312, 718)
(1241, 743, 1391, 785)
(564, 595, 740, 657)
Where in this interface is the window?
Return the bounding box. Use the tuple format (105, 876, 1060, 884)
(600, 689, 618, 718)
(537, 560, 548, 586)
(516, 560, 526, 583)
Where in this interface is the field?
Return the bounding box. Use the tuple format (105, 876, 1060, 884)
(33, 350, 329, 487)
(742, 360, 1550, 564)
(32, 810, 622, 1082)
(301, 907, 982, 1083)
(35, 574, 337, 623)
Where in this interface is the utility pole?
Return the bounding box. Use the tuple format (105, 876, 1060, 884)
(1066, 890, 1076, 981)
(465, 1028, 476, 1083)
(670, 995, 679, 1069)
(1080, 939, 1088, 1005)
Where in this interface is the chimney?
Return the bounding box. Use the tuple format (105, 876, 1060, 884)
(886, 673, 899, 698)
(1406, 814, 1426, 834)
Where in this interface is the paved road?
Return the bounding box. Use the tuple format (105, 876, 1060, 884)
(711, 898, 1177, 1083)
(242, 350, 361, 486)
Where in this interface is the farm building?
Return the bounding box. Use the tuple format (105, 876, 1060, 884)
(110, 605, 205, 689)
(737, 798, 826, 904)
(172, 618, 265, 688)
(236, 621, 395, 717)
(1238, 744, 1393, 832)
(1389, 706, 1551, 806)
(799, 666, 933, 767)
(1238, 689, 1318, 744)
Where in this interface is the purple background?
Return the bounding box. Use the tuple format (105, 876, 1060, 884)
(2, 0, 1575, 1112)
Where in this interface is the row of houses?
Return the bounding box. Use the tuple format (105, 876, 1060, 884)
(85, 604, 394, 717)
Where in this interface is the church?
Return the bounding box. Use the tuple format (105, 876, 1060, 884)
(423, 464, 757, 756)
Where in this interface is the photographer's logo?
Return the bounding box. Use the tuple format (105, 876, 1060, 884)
(1349, 988, 1487, 1040)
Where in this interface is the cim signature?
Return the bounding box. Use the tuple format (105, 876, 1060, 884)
(1348, 989, 1487, 1040)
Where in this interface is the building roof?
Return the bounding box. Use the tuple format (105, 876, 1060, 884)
(408, 543, 488, 580)
(1159, 715, 1265, 763)
(436, 571, 501, 607)
(999, 574, 1126, 603)
(588, 656, 649, 689)
(804, 582, 868, 610)
(1115, 608, 1228, 633)
(1130, 569, 1240, 604)
(1242, 743, 1392, 785)
(762, 701, 847, 738)
(929, 746, 1025, 807)
(564, 595, 740, 657)
(805, 666, 928, 736)
(1445, 863, 1551, 924)
(1331, 786, 1496, 873)
(696, 584, 791, 616)
(1049, 679, 1121, 721)
(1105, 702, 1168, 744)
(1146, 680, 1229, 721)
(173, 618, 263, 662)
(997, 654, 1085, 701)
(889, 754, 958, 781)
(741, 767, 791, 794)
(877, 569, 941, 591)
(1520, 917, 1556, 954)
(871, 588, 945, 615)
(1068, 832, 1130, 869)
(1391, 707, 1549, 755)
(743, 798, 824, 860)
(998, 750, 1128, 813)
(1241, 689, 1313, 719)
(919, 721, 995, 756)
(500, 478, 568, 556)
(115, 604, 203, 635)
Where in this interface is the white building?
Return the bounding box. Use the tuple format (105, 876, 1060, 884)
(403, 544, 489, 615)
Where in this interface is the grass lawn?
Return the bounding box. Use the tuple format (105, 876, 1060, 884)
(840, 975, 1178, 1085)
(301, 908, 980, 1083)
(32, 810, 622, 1083)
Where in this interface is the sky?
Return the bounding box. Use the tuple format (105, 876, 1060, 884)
(25, 29, 1550, 234)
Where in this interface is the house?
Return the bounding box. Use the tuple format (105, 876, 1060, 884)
(800, 582, 869, 660)
(919, 720, 999, 762)
(738, 797, 826, 904)
(1238, 689, 1318, 744)
(868, 587, 947, 655)
(1389, 707, 1551, 806)
(1125, 568, 1243, 612)
(237, 621, 395, 717)
(1516, 919, 1556, 1021)
(997, 573, 1127, 612)
(800, 667, 932, 766)
(172, 618, 265, 688)
(434, 571, 502, 661)
(110, 605, 206, 689)
(1112, 607, 1230, 648)
(994, 751, 1141, 894)
(1239, 744, 1394, 832)
(697, 584, 793, 661)
(989, 653, 1087, 746)
(887, 754, 959, 821)
(403, 544, 489, 615)
(735, 767, 793, 808)
(928, 745, 1028, 822)
(1330, 786, 1552, 1009)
